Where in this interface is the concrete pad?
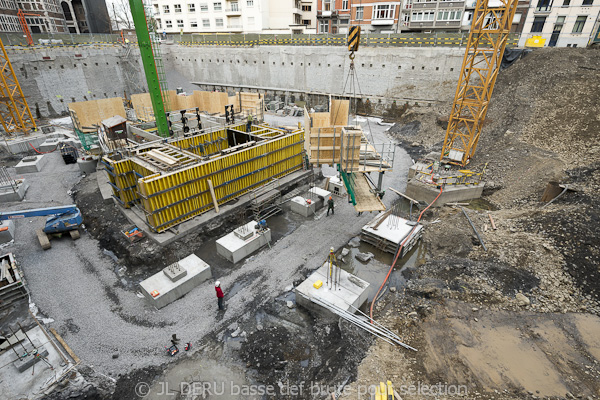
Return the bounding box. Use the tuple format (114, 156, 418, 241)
(290, 196, 316, 217)
(406, 179, 484, 207)
(39, 138, 61, 152)
(0, 326, 71, 399)
(327, 176, 346, 197)
(139, 254, 212, 309)
(309, 187, 331, 200)
(361, 212, 423, 256)
(295, 262, 370, 314)
(15, 155, 48, 174)
(216, 220, 272, 264)
(15, 339, 50, 372)
(0, 220, 15, 244)
(0, 179, 29, 203)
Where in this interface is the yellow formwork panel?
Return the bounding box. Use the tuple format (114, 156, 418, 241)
(170, 127, 230, 157)
(139, 130, 304, 232)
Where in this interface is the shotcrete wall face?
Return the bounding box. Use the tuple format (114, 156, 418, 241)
(7, 45, 463, 118)
(163, 46, 465, 107)
(7, 47, 147, 118)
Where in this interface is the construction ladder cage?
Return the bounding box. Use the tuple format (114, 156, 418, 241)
(249, 178, 282, 221)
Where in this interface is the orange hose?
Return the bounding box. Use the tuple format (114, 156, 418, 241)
(28, 142, 57, 154)
(369, 186, 444, 323)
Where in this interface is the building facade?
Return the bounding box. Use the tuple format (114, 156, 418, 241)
(151, 0, 317, 34)
(316, 0, 404, 34)
(0, 0, 110, 34)
(518, 0, 600, 47)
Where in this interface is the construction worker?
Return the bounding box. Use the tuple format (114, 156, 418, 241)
(215, 281, 225, 311)
(327, 196, 335, 216)
(246, 113, 253, 133)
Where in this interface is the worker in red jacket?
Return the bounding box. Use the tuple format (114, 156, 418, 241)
(215, 281, 225, 311)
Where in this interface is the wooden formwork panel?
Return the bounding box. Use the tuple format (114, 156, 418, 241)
(69, 98, 126, 131)
(330, 99, 349, 126)
(308, 127, 361, 169)
(138, 131, 304, 232)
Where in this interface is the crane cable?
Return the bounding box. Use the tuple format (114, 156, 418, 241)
(369, 186, 444, 323)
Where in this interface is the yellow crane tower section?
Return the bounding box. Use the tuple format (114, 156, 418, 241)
(440, 0, 518, 166)
(0, 38, 36, 135)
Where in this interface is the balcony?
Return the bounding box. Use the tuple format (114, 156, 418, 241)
(317, 10, 336, 18)
(372, 18, 395, 25)
(225, 8, 242, 16)
(534, 5, 552, 13)
(227, 25, 243, 32)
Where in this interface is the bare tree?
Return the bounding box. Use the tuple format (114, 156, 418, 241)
(110, 0, 133, 30)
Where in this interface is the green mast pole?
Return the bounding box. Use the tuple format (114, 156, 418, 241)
(129, 0, 169, 137)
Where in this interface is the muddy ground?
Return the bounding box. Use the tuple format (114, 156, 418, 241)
(341, 48, 600, 399)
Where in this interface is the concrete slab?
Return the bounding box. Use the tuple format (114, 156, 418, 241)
(139, 254, 212, 309)
(0, 326, 71, 399)
(295, 263, 370, 314)
(0, 220, 15, 244)
(216, 221, 272, 264)
(309, 187, 331, 200)
(361, 212, 423, 256)
(15, 339, 50, 372)
(290, 196, 316, 217)
(0, 179, 29, 203)
(406, 179, 484, 207)
(15, 155, 48, 174)
(39, 138, 62, 152)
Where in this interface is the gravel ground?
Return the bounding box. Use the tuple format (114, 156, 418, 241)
(2, 115, 412, 382)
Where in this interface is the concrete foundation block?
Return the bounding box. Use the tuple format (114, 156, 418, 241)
(15, 155, 47, 174)
(327, 176, 346, 197)
(0, 220, 15, 244)
(406, 179, 484, 207)
(77, 156, 98, 174)
(216, 221, 271, 264)
(15, 340, 49, 373)
(139, 254, 212, 309)
(290, 196, 316, 217)
(39, 138, 61, 152)
(0, 180, 28, 203)
(295, 263, 370, 315)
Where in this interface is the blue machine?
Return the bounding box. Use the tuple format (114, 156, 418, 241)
(0, 205, 83, 249)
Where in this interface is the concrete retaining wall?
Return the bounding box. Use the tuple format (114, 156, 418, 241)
(7, 46, 147, 117)
(164, 45, 464, 107)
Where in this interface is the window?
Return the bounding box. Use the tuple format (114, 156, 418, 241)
(373, 4, 395, 19)
(319, 20, 329, 32)
(535, 0, 551, 12)
(154, 4, 159, 14)
(324, 0, 331, 11)
(200, 3, 208, 11)
(437, 10, 462, 21)
(163, 5, 170, 13)
(165, 20, 173, 28)
(340, 18, 349, 25)
(216, 17, 223, 27)
(247, 0, 254, 6)
(302, 5, 311, 11)
(174, 4, 182, 13)
(188, 3, 195, 12)
(190, 19, 198, 27)
(562, 0, 570, 5)
(342, 0, 348, 9)
(582, 0, 592, 5)
(177, 19, 184, 27)
(572, 15, 586, 32)
(231, 2, 239, 11)
(302, 19, 311, 25)
(531, 16, 546, 32)
(356, 6, 364, 20)
(412, 11, 435, 21)
(202, 18, 210, 27)
(214, 2, 222, 11)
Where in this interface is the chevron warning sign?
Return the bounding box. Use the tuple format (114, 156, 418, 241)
(348, 25, 360, 52)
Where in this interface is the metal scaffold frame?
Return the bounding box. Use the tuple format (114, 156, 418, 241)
(440, 0, 518, 166)
(0, 38, 36, 135)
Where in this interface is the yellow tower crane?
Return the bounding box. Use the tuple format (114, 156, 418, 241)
(0, 38, 36, 135)
(440, 0, 518, 166)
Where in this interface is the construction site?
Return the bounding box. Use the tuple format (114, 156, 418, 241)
(0, 1, 599, 400)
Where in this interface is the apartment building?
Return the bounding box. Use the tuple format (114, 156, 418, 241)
(518, 0, 600, 47)
(461, 0, 530, 34)
(152, 0, 317, 34)
(316, 0, 403, 34)
(0, 0, 110, 34)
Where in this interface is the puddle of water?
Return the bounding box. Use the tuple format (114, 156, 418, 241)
(338, 240, 426, 303)
(466, 198, 498, 211)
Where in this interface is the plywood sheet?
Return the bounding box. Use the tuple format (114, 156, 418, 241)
(330, 99, 349, 126)
(354, 172, 386, 212)
(68, 98, 125, 131)
(311, 112, 331, 128)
